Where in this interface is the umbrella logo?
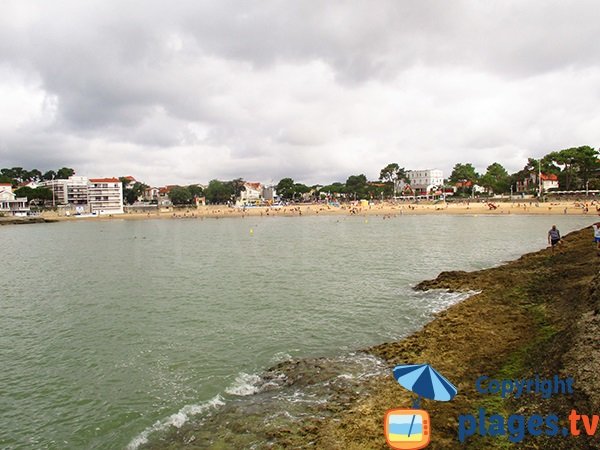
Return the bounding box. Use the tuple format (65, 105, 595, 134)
(384, 364, 457, 450)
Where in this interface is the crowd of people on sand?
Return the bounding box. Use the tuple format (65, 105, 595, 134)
(48, 198, 600, 222)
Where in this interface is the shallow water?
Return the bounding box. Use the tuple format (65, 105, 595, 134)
(0, 214, 593, 449)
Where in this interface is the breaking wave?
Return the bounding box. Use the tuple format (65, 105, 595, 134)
(126, 395, 225, 450)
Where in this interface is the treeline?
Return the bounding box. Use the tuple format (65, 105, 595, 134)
(448, 146, 600, 195)
(145, 179, 245, 205)
(0, 167, 75, 185)
(0, 166, 77, 203)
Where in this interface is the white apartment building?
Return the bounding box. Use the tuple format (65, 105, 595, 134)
(41, 176, 90, 206)
(88, 178, 124, 214)
(406, 169, 444, 194)
(0, 183, 30, 216)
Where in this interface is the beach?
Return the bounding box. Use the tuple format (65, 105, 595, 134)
(145, 225, 600, 449)
(32, 199, 599, 223)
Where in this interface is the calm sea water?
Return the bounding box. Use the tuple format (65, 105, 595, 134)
(0, 214, 592, 449)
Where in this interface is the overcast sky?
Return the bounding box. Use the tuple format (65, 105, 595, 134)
(2, 1, 600, 186)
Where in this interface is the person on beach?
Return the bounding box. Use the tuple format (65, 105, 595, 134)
(593, 222, 600, 256)
(548, 225, 561, 255)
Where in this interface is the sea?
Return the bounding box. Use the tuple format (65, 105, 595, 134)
(0, 214, 593, 449)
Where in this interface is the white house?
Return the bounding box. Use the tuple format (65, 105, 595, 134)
(239, 182, 263, 204)
(0, 183, 30, 216)
(143, 187, 159, 202)
(402, 169, 444, 195)
(540, 173, 560, 191)
(88, 178, 124, 214)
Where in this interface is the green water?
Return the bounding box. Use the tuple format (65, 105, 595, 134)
(0, 215, 592, 449)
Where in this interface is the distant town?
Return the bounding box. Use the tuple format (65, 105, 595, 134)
(1, 145, 599, 217)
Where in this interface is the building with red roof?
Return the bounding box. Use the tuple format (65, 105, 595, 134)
(516, 172, 559, 193)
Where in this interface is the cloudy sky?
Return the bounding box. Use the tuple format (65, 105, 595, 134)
(2, 1, 600, 186)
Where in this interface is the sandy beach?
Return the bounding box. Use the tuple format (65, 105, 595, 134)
(33, 199, 599, 223)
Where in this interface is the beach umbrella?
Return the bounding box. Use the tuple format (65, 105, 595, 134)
(393, 363, 457, 406)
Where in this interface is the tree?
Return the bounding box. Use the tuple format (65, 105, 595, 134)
(449, 163, 479, 195)
(26, 169, 42, 181)
(125, 182, 147, 205)
(10, 167, 25, 182)
(449, 163, 479, 184)
(320, 182, 346, 197)
(204, 180, 234, 204)
(14, 186, 52, 203)
(230, 178, 246, 200)
(543, 149, 579, 190)
(480, 162, 510, 194)
(42, 170, 57, 181)
(293, 183, 310, 200)
(56, 167, 75, 179)
(188, 184, 204, 198)
(345, 174, 368, 199)
(1, 168, 16, 180)
(0, 174, 12, 184)
(14, 186, 34, 199)
(541, 147, 600, 190)
(169, 186, 193, 205)
(571, 146, 600, 188)
(276, 178, 296, 200)
(379, 163, 407, 197)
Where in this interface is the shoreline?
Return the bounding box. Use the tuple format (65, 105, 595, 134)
(12, 199, 599, 225)
(145, 225, 600, 449)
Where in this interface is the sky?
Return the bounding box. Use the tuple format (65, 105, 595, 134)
(2, 1, 600, 187)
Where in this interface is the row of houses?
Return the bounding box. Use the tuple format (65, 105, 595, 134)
(396, 169, 560, 197)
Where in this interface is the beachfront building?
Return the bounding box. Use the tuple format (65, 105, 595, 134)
(158, 186, 176, 206)
(88, 178, 124, 214)
(122, 176, 137, 190)
(40, 176, 90, 206)
(0, 183, 30, 216)
(262, 185, 277, 202)
(239, 182, 263, 204)
(405, 169, 444, 195)
(143, 186, 160, 202)
(516, 173, 559, 193)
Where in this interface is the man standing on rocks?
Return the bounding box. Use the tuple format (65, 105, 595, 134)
(593, 222, 600, 256)
(548, 225, 561, 255)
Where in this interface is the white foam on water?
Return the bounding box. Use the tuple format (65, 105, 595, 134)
(270, 352, 293, 363)
(126, 395, 225, 450)
(336, 352, 388, 379)
(411, 289, 480, 314)
(225, 372, 263, 396)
